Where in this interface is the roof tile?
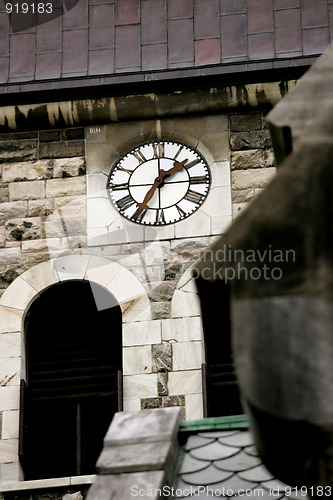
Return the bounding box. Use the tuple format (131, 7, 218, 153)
(221, 14, 247, 60)
(238, 464, 274, 482)
(247, 0, 274, 33)
(115, 24, 140, 69)
(168, 18, 194, 64)
(301, 0, 328, 28)
(89, 4, 114, 49)
(218, 430, 253, 447)
(214, 449, 261, 471)
(63, 0, 87, 29)
(179, 454, 211, 474)
(302, 26, 330, 55)
(168, 0, 193, 19)
(63, 29, 88, 73)
(275, 8, 301, 53)
(9, 34, 35, 78)
(115, 0, 140, 25)
(220, 0, 246, 15)
(181, 464, 233, 485)
(142, 0, 167, 44)
(36, 15, 62, 53)
(190, 441, 240, 460)
(88, 49, 114, 75)
(0, 14, 9, 57)
(194, 0, 219, 39)
(185, 435, 216, 451)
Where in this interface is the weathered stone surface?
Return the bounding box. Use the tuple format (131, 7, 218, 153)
(0, 265, 25, 288)
(46, 177, 86, 198)
(28, 199, 54, 217)
(230, 113, 262, 132)
(87, 472, 164, 500)
(163, 395, 185, 407)
(104, 407, 180, 445)
(231, 168, 276, 189)
(2, 160, 53, 182)
(207, 114, 229, 132)
(6, 217, 42, 241)
(21, 238, 61, 253)
(0, 248, 21, 264)
(157, 372, 168, 396)
(0, 140, 37, 163)
(230, 130, 271, 150)
(0, 227, 5, 248)
(200, 131, 229, 161)
(152, 344, 172, 372)
(39, 130, 60, 142)
(54, 195, 86, 207)
(62, 128, 84, 140)
(151, 302, 171, 320)
(0, 188, 9, 203)
(232, 189, 256, 203)
(39, 140, 85, 159)
(0, 201, 27, 219)
(63, 493, 83, 500)
(171, 238, 208, 263)
(141, 397, 162, 409)
(44, 218, 86, 238)
(164, 264, 186, 281)
(149, 281, 176, 302)
(9, 180, 45, 201)
(53, 157, 86, 178)
(231, 149, 274, 170)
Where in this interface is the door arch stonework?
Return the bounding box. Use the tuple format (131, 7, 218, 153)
(0, 254, 151, 481)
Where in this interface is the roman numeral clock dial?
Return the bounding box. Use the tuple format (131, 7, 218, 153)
(107, 141, 211, 226)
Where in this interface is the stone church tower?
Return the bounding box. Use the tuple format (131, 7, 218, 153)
(0, 0, 331, 497)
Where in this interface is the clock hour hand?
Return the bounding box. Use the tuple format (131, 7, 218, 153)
(133, 158, 188, 218)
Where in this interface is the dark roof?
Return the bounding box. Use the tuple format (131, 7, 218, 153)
(1, 0, 332, 98)
(176, 428, 308, 499)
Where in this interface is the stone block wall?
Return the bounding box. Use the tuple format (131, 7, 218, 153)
(230, 111, 275, 218)
(0, 128, 86, 301)
(0, 108, 275, 488)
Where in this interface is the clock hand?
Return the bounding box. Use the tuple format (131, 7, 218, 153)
(134, 159, 188, 216)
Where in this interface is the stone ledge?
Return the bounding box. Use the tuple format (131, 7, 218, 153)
(0, 475, 95, 492)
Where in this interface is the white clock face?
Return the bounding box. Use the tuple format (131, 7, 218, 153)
(107, 141, 211, 226)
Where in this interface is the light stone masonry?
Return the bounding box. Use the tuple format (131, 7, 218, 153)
(0, 201, 28, 219)
(2, 410, 19, 440)
(53, 157, 85, 178)
(162, 317, 202, 343)
(9, 181, 45, 201)
(168, 370, 202, 395)
(46, 177, 86, 198)
(232, 168, 276, 190)
(0, 439, 18, 464)
(2, 161, 53, 183)
(172, 342, 203, 371)
(122, 346, 152, 375)
(123, 321, 161, 346)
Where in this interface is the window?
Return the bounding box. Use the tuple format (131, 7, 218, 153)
(20, 280, 122, 480)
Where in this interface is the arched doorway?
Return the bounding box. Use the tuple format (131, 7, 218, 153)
(20, 280, 122, 480)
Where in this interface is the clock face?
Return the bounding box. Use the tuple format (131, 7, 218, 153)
(107, 141, 211, 226)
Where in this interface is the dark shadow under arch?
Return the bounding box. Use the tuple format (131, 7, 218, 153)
(20, 280, 122, 480)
